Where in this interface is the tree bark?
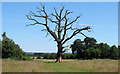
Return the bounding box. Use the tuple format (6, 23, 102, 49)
(56, 52, 62, 63)
(56, 43, 62, 63)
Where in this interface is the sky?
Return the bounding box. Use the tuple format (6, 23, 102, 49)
(2, 2, 118, 53)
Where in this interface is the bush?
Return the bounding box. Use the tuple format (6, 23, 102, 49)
(32, 57, 35, 59)
(43, 53, 76, 59)
(44, 53, 51, 59)
(62, 54, 76, 59)
(44, 53, 57, 59)
(62, 54, 67, 59)
(70, 54, 76, 59)
(22, 56, 32, 61)
(37, 56, 41, 59)
(50, 53, 57, 59)
(11, 56, 32, 61)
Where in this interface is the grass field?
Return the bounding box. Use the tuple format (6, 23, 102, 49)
(2, 59, 118, 72)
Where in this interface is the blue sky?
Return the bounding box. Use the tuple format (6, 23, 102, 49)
(2, 2, 118, 53)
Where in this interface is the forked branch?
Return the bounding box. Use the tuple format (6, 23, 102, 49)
(62, 26, 91, 45)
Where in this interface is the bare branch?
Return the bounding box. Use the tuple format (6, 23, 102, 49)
(59, 6, 64, 18)
(37, 4, 59, 41)
(51, 13, 59, 20)
(46, 32, 49, 37)
(41, 29, 47, 31)
(55, 25, 58, 33)
(61, 15, 80, 42)
(48, 18, 59, 24)
(67, 15, 81, 26)
(61, 17, 68, 42)
(26, 4, 60, 42)
(62, 48, 70, 53)
(37, 3, 47, 17)
(26, 15, 46, 26)
(46, 26, 59, 42)
(54, 7, 59, 17)
(63, 45, 70, 48)
(29, 11, 46, 18)
(60, 26, 65, 32)
(61, 10, 72, 21)
(80, 32, 88, 38)
(62, 26, 91, 45)
(49, 38, 53, 41)
(66, 25, 73, 30)
(37, 7, 43, 11)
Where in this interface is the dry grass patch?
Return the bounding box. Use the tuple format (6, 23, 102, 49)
(2, 59, 118, 72)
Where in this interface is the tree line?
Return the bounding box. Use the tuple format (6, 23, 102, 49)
(38, 37, 119, 60)
(1, 32, 119, 60)
(71, 37, 119, 59)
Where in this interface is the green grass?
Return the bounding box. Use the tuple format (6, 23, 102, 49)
(2, 59, 118, 72)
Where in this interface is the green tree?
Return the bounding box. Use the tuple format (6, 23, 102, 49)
(2, 32, 31, 60)
(118, 46, 120, 59)
(109, 45, 118, 59)
(84, 47, 101, 59)
(84, 37, 97, 48)
(2, 32, 14, 58)
(98, 43, 110, 59)
(71, 37, 97, 59)
(70, 39, 83, 54)
(71, 37, 118, 59)
(70, 39, 86, 59)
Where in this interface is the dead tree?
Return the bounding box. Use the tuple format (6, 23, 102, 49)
(26, 4, 91, 63)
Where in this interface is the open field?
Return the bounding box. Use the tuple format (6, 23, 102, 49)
(2, 59, 118, 72)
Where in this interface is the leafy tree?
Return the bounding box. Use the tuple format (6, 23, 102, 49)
(71, 38, 119, 59)
(84, 37, 97, 48)
(2, 32, 14, 58)
(84, 48, 101, 59)
(71, 37, 97, 59)
(26, 4, 91, 62)
(94, 48, 101, 59)
(97, 43, 110, 59)
(84, 47, 93, 59)
(118, 46, 120, 59)
(76, 45, 86, 59)
(109, 45, 118, 59)
(70, 39, 86, 59)
(70, 39, 83, 54)
(2, 32, 31, 60)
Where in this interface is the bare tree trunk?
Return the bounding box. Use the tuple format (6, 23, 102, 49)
(56, 52, 62, 63)
(56, 43, 62, 63)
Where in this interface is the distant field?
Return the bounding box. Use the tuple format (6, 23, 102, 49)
(2, 59, 118, 72)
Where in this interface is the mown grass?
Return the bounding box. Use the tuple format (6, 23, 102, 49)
(2, 59, 118, 72)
